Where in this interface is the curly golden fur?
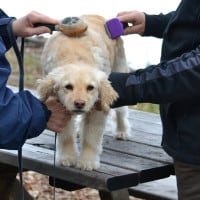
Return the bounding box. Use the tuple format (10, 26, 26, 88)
(37, 15, 129, 170)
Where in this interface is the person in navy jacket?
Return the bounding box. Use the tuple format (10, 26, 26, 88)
(109, 1, 200, 199)
(0, 9, 72, 199)
(0, 9, 71, 150)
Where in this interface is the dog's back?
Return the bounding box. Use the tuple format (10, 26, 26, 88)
(41, 15, 128, 75)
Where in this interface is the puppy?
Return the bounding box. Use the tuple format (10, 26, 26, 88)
(37, 15, 130, 171)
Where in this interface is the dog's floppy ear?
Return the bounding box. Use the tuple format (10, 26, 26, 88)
(36, 76, 56, 102)
(99, 79, 119, 113)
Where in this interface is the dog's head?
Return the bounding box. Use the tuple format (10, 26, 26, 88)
(37, 64, 118, 113)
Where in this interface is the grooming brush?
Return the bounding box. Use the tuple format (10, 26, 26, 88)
(104, 18, 128, 39)
(34, 16, 88, 36)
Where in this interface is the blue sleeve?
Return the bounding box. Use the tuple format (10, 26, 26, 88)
(0, 88, 51, 149)
(109, 45, 200, 107)
(0, 52, 51, 149)
(0, 9, 16, 49)
(0, 9, 51, 150)
(0, 54, 51, 149)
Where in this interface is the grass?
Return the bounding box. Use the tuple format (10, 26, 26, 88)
(6, 46, 43, 89)
(6, 41, 159, 114)
(131, 103, 159, 114)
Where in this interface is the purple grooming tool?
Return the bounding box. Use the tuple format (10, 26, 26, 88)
(104, 18, 128, 39)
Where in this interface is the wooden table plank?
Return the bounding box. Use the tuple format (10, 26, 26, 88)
(26, 129, 172, 173)
(0, 135, 173, 192)
(103, 136, 172, 163)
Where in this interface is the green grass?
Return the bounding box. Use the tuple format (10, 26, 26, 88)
(6, 47, 43, 89)
(131, 103, 159, 114)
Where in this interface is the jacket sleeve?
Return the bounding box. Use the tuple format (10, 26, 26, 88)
(0, 49, 51, 150)
(0, 9, 16, 49)
(143, 12, 174, 38)
(0, 9, 51, 150)
(109, 45, 200, 107)
(0, 88, 51, 150)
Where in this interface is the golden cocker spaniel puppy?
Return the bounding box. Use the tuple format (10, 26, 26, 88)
(37, 15, 130, 170)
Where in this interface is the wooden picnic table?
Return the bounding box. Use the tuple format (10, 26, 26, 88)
(0, 86, 175, 200)
(0, 110, 174, 200)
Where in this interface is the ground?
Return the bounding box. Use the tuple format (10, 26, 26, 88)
(20, 171, 141, 200)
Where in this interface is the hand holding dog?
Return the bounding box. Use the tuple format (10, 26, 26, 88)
(44, 96, 72, 133)
(117, 10, 145, 35)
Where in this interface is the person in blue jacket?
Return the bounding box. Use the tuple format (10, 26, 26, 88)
(0, 9, 71, 150)
(0, 9, 72, 199)
(108, 1, 200, 199)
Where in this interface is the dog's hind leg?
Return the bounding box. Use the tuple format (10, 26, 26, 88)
(56, 116, 78, 167)
(115, 106, 130, 140)
(76, 111, 108, 171)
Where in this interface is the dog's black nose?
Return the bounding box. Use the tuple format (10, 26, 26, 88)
(74, 100, 85, 109)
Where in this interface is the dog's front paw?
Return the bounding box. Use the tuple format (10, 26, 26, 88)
(76, 158, 100, 171)
(115, 131, 130, 140)
(56, 155, 77, 167)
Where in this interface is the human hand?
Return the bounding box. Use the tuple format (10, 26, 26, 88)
(117, 10, 145, 35)
(12, 11, 59, 37)
(44, 96, 72, 133)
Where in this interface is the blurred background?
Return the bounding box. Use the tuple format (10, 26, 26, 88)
(2, 0, 181, 69)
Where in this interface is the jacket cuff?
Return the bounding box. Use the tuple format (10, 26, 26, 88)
(143, 12, 174, 38)
(143, 13, 161, 37)
(0, 17, 16, 49)
(109, 72, 137, 108)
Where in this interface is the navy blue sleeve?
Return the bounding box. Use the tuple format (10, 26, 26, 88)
(0, 9, 16, 49)
(109, 45, 200, 107)
(0, 54, 51, 149)
(0, 88, 50, 149)
(143, 12, 174, 38)
(0, 52, 51, 149)
(0, 9, 51, 149)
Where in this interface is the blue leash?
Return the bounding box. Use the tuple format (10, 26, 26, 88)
(13, 38, 25, 200)
(53, 132, 57, 200)
(11, 37, 58, 200)
(7, 21, 25, 200)
(7, 21, 57, 200)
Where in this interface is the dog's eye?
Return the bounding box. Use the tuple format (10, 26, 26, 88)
(65, 84, 73, 90)
(87, 85, 94, 91)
